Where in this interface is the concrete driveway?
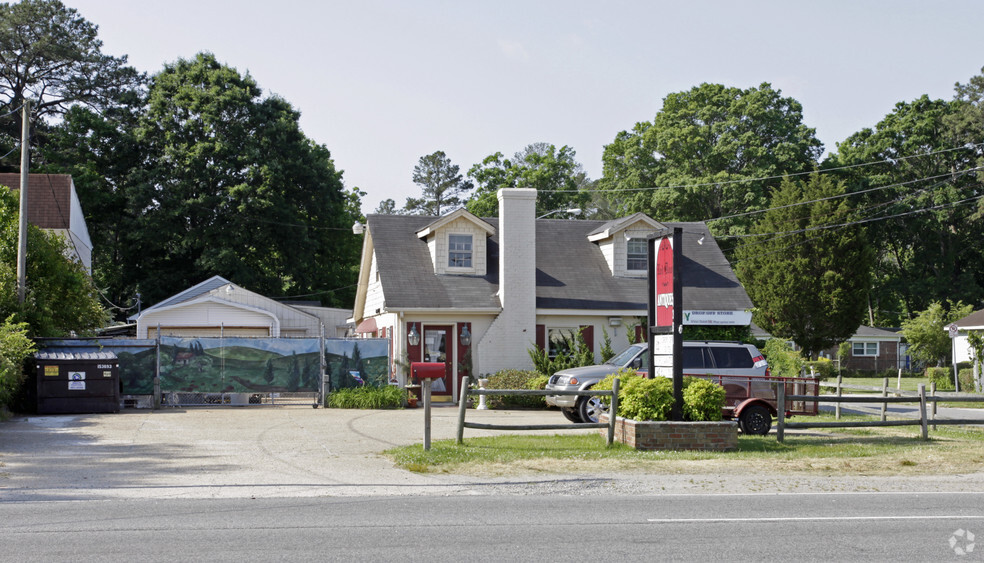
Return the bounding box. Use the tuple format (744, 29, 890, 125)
(0, 406, 596, 501)
(4, 406, 984, 501)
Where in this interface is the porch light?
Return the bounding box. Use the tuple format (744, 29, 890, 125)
(459, 325, 471, 346)
(407, 323, 420, 346)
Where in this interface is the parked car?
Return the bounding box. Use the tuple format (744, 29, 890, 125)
(545, 340, 815, 435)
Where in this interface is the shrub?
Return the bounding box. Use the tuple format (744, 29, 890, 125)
(805, 357, 835, 381)
(0, 316, 35, 409)
(527, 328, 595, 377)
(763, 339, 803, 378)
(925, 367, 955, 391)
(595, 369, 673, 421)
(484, 369, 544, 408)
(326, 384, 404, 409)
(596, 370, 726, 422)
(682, 377, 725, 421)
(957, 368, 979, 392)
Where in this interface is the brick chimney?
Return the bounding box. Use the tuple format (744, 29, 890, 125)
(476, 188, 537, 373)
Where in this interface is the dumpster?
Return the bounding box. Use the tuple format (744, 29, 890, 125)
(36, 351, 120, 414)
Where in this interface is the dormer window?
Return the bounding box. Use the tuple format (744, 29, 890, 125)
(448, 234, 473, 268)
(627, 238, 647, 271)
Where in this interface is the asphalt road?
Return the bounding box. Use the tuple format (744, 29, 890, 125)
(2, 493, 983, 562)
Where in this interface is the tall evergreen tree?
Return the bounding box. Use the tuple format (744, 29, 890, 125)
(404, 150, 473, 216)
(735, 174, 873, 357)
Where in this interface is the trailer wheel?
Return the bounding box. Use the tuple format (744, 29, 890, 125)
(739, 405, 771, 435)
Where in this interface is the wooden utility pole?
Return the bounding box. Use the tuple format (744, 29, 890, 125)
(16, 100, 30, 303)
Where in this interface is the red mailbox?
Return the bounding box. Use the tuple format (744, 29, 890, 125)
(411, 362, 446, 379)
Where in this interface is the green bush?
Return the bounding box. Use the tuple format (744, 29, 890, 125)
(527, 328, 595, 377)
(595, 369, 673, 421)
(957, 368, 979, 392)
(682, 377, 725, 421)
(484, 369, 545, 408)
(596, 370, 726, 422)
(762, 339, 803, 378)
(0, 316, 35, 409)
(326, 384, 405, 409)
(805, 358, 836, 381)
(926, 367, 955, 391)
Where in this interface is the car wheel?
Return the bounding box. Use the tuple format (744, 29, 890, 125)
(561, 408, 581, 423)
(577, 394, 607, 424)
(739, 405, 771, 435)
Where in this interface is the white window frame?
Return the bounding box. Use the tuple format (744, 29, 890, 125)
(447, 233, 473, 270)
(627, 238, 647, 271)
(852, 341, 879, 357)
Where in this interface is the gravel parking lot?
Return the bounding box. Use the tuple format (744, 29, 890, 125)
(2, 406, 983, 501)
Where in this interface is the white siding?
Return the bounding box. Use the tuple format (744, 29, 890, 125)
(430, 217, 488, 276)
(364, 253, 386, 316)
(139, 301, 276, 338)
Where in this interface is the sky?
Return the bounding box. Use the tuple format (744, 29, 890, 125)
(65, 0, 984, 215)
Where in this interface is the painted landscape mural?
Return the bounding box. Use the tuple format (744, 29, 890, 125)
(160, 337, 322, 393)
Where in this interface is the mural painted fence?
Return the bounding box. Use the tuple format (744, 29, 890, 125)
(35, 337, 391, 408)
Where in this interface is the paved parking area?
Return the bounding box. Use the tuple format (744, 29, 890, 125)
(0, 406, 594, 500)
(4, 406, 984, 501)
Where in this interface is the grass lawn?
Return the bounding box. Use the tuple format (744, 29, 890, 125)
(828, 376, 984, 407)
(384, 412, 984, 476)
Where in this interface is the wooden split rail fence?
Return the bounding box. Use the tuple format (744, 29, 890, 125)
(455, 375, 620, 445)
(776, 383, 983, 442)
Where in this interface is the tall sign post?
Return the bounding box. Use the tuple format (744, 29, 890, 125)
(648, 227, 684, 420)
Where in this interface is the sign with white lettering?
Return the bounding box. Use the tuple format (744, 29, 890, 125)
(654, 237, 674, 328)
(683, 310, 754, 326)
(68, 381, 86, 390)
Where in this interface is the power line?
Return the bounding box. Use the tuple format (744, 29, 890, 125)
(731, 193, 984, 252)
(542, 141, 984, 194)
(709, 166, 982, 225)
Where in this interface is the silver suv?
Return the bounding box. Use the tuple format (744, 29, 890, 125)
(545, 341, 769, 424)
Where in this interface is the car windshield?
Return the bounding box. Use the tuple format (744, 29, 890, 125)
(607, 344, 645, 366)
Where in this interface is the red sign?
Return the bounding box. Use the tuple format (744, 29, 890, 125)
(655, 237, 673, 327)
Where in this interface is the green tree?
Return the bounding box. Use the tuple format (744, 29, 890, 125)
(901, 301, 973, 367)
(404, 150, 473, 216)
(374, 198, 399, 214)
(0, 0, 142, 161)
(466, 143, 590, 217)
(39, 101, 145, 320)
(0, 188, 107, 335)
(0, 315, 34, 408)
(735, 174, 873, 358)
(599, 82, 822, 239)
(828, 95, 980, 324)
(126, 53, 360, 306)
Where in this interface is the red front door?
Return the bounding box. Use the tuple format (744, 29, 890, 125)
(423, 325, 453, 396)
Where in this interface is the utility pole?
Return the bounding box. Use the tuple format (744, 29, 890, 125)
(16, 100, 30, 303)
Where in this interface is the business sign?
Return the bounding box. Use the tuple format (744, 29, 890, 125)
(654, 237, 674, 328)
(650, 334, 673, 378)
(683, 310, 753, 326)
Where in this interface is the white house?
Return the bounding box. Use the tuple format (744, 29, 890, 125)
(951, 308, 984, 364)
(0, 173, 93, 273)
(132, 276, 352, 338)
(351, 188, 754, 402)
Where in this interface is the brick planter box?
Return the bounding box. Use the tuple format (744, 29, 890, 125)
(599, 414, 738, 451)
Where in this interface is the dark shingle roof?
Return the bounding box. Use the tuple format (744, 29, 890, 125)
(367, 214, 752, 313)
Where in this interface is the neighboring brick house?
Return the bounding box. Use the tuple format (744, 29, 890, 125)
(0, 173, 93, 273)
(818, 325, 907, 372)
(351, 188, 755, 403)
